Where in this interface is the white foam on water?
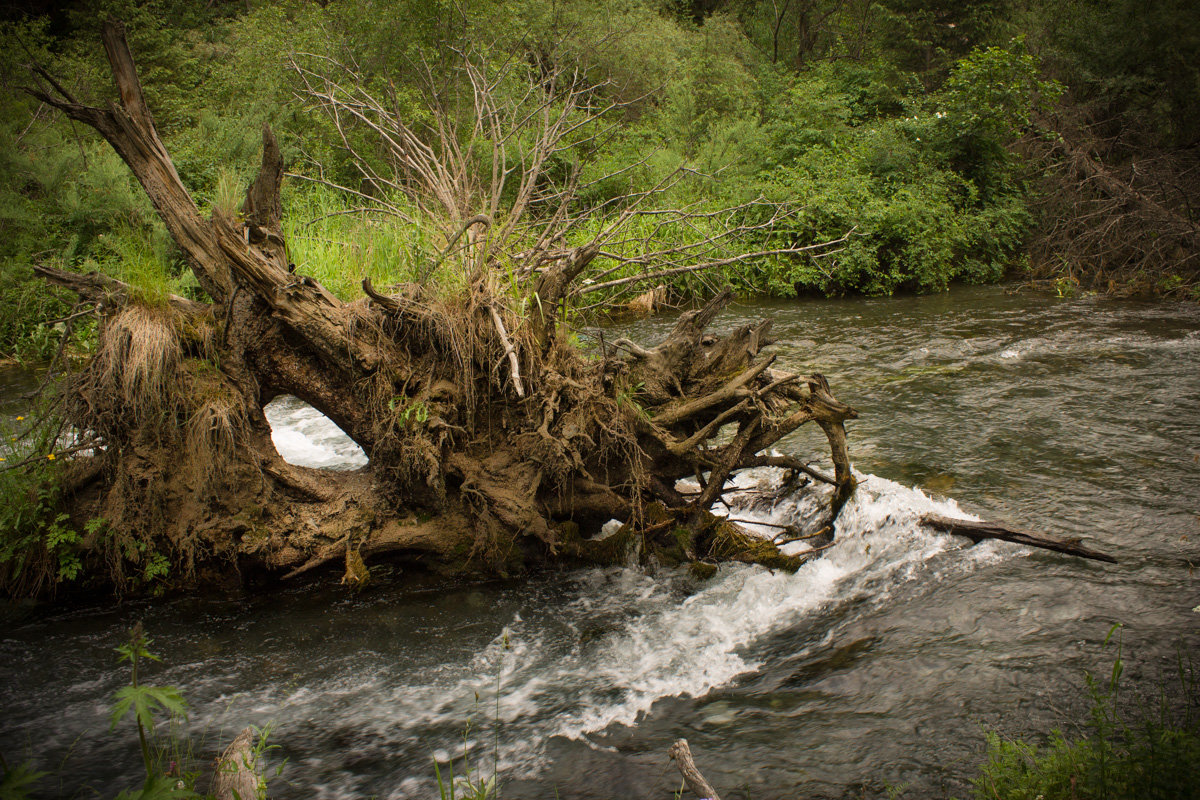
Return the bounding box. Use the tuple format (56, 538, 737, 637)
(996, 323, 1200, 364)
(541, 471, 983, 742)
(209, 407, 1007, 795)
(227, 472, 998, 797)
(263, 395, 368, 470)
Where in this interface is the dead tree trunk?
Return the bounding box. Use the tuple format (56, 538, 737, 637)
(212, 727, 264, 800)
(24, 22, 859, 592)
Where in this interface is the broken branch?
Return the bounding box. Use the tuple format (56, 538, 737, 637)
(668, 739, 722, 800)
(922, 514, 1117, 563)
(488, 303, 525, 398)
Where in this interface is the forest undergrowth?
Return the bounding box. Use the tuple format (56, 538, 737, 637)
(9, 0, 1192, 362)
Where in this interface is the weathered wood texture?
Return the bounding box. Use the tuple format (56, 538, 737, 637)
(24, 21, 862, 591)
(922, 514, 1117, 563)
(669, 739, 723, 800)
(212, 727, 264, 800)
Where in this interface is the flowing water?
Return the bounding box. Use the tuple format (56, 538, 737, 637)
(2, 286, 1198, 798)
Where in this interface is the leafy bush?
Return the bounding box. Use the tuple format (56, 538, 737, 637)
(0, 415, 84, 597)
(0, 0, 1074, 365)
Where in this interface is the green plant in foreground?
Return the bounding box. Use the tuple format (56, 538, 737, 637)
(0, 625, 282, 799)
(434, 754, 496, 800)
(433, 717, 498, 800)
(0, 414, 85, 597)
(0, 755, 47, 800)
(973, 625, 1200, 800)
(434, 630, 511, 800)
(110, 623, 194, 798)
(0, 625, 196, 800)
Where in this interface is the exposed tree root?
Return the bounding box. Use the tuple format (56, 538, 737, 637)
(19, 22, 861, 595)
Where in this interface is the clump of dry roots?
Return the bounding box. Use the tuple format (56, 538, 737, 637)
(24, 22, 859, 594)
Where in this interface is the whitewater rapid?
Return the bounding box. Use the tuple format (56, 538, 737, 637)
(243, 403, 1009, 797)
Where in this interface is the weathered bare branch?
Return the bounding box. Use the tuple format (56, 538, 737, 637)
(25, 21, 230, 303)
(923, 514, 1117, 563)
(488, 303, 525, 398)
(668, 739, 722, 800)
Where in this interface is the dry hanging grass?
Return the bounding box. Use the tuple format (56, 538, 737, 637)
(184, 395, 241, 491)
(94, 305, 184, 423)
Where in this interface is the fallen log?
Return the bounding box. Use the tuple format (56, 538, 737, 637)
(15, 20, 1129, 601)
(921, 514, 1117, 564)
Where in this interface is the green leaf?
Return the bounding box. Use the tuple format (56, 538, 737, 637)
(109, 684, 188, 730)
(143, 685, 188, 720)
(0, 760, 48, 800)
(110, 686, 137, 730)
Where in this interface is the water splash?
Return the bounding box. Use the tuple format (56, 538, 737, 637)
(181, 464, 998, 796)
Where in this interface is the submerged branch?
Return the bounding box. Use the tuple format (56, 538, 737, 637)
(922, 514, 1117, 563)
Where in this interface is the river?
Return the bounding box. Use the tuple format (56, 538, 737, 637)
(2, 286, 1198, 798)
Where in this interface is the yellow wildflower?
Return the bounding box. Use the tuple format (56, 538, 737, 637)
(15, 416, 24, 421)
(46, 453, 56, 461)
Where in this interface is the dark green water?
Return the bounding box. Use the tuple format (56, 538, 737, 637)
(2, 286, 1198, 798)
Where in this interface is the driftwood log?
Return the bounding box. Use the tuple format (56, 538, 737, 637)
(669, 739, 722, 800)
(212, 727, 263, 800)
(922, 514, 1117, 563)
(20, 22, 860, 592)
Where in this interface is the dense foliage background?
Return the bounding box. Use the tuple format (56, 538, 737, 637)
(1, 0, 1198, 362)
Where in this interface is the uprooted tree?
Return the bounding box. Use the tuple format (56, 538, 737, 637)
(20, 23, 1111, 595)
(20, 22, 860, 591)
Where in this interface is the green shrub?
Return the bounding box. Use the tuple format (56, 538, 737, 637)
(0, 414, 84, 597)
(0, 0, 1075, 365)
(973, 627, 1200, 800)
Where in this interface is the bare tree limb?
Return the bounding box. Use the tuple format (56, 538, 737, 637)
(922, 514, 1117, 563)
(668, 739, 722, 800)
(488, 303, 525, 398)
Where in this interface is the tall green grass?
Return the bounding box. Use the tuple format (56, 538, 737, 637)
(90, 222, 199, 305)
(282, 185, 441, 299)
